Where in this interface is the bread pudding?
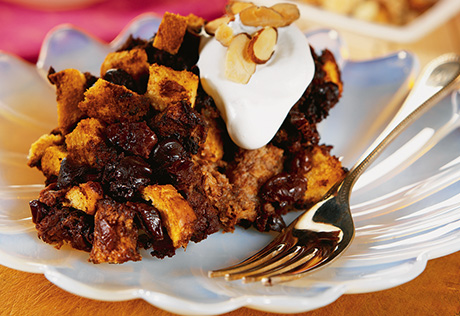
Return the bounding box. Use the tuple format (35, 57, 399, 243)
(27, 2, 346, 263)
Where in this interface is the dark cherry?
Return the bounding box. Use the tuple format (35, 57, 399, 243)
(129, 202, 163, 240)
(151, 139, 188, 168)
(106, 121, 158, 159)
(261, 173, 308, 207)
(103, 68, 137, 92)
(103, 155, 152, 200)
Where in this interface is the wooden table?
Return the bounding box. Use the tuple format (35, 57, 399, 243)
(1, 10, 460, 316)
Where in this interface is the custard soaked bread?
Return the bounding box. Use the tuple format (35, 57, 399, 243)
(28, 4, 346, 263)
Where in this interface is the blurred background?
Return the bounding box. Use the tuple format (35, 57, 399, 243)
(0, 0, 227, 62)
(1, 0, 459, 65)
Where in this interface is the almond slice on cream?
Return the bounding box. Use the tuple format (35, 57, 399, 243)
(215, 23, 234, 47)
(205, 16, 233, 36)
(225, 33, 256, 84)
(248, 27, 278, 64)
(270, 3, 300, 25)
(239, 5, 286, 27)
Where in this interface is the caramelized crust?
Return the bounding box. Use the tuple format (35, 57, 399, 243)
(100, 48, 149, 81)
(146, 64, 199, 111)
(301, 145, 346, 206)
(40, 145, 68, 177)
(27, 133, 64, 168)
(90, 199, 141, 264)
(186, 13, 206, 34)
(153, 12, 188, 55)
(321, 49, 343, 95)
(79, 78, 150, 124)
(65, 118, 115, 168)
(142, 184, 196, 249)
(48, 68, 87, 134)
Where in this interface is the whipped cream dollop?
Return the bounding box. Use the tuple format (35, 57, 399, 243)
(197, 17, 315, 150)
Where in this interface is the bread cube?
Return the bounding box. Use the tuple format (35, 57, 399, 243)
(90, 198, 141, 264)
(27, 133, 64, 168)
(65, 118, 115, 168)
(142, 184, 196, 249)
(302, 145, 346, 205)
(153, 12, 188, 55)
(100, 47, 149, 81)
(40, 145, 68, 177)
(48, 69, 87, 134)
(64, 181, 103, 215)
(78, 78, 150, 124)
(146, 64, 198, 111)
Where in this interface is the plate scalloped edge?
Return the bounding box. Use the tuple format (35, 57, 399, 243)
(3, 13, 460, 316)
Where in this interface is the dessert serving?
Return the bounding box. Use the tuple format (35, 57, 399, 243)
(27, 1, 346, 264)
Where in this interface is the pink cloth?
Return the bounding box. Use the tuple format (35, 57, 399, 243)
(0, 0, 228, 62)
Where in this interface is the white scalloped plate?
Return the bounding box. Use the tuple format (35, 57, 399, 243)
(1, 14, 460, 315)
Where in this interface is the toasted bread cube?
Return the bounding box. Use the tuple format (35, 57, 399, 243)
(48, 69, 87, 134)
(78, 78, 150, 124)
(186, 13, 205, 34)
(64, 181, 103, 215)
(142, 184, 196, 249)
(65, 118, 115, 168)
(40, 145, 68, 177)
(100, 48, 149, 81)
(146, 64, 199, 111)
(302, 145, 346, 205)
(28, 133, 64, 168)
(90, 198, 141, 264)
(321, 49, 343, 95)
(153, 12, 188, 55)
(197, 123, 224, 163)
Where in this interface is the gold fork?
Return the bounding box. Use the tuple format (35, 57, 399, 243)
(209, 53, 460, 286)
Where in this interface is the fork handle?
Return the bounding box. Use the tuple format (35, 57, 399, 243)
(340, 53, 460, 201)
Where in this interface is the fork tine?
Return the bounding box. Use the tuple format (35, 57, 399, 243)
(208, 232, 294, 278)
(260, 249, 329, 286)
(225, 245, 305, 281)
(240, 247, 318, 283)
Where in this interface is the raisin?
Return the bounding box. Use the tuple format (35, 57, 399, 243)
(151, 139, 189, 168)
(98, 218, 117, 252)
(106, 121, 158, 159)
(150, 139, 195, 186)
(261, 173, 308, 208)
(102, 155, 152, 200)
(151, 101, 207, 154)
(103, 68, 138, 92)
(254, 212, 286, 232)
(57, 158, 99, 189)
(30, 199, 48, 224)
(128, 202, 163, 240)
(149, 228, 176, 259)
(289, 150, 313, 174)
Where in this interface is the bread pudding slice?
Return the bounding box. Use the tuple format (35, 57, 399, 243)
(27, 8, 346, 263)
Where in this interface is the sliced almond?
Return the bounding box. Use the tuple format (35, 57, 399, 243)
(225, 33, 256, 84)
(215, 23, 234, 47)
(270, 3, 300, 25)
(204, 16, 232, 36)
(225, 1, 255, 16)
(239, 5, 286, 27)
(248, 27, 278, 64)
